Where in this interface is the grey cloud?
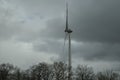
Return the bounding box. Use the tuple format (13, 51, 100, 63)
(0, 0, 65, 42)
(1, 0, 120, 43)
(0, 0, 120, 70)
(1, 0, 120, 62)
(43, 0, 120, 43)
(31, 0, 120, 62)
(32, 38, 69, 62)
(70, 0, 120, 43)
(0, 1, 22, 40)
(72, 42, 120, 61)
(38, 0, 120, 62)
(32, 38, 120, 62)
(42, 18, 65, 39)
(13, 0, 65, 18)
(33, 39, 64, 54)
(16, 17, 65, 42)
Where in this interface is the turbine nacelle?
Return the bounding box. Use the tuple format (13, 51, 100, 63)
(65, 28, 72, 33)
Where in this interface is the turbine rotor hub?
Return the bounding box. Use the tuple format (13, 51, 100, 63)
(65, 29, 73, 33)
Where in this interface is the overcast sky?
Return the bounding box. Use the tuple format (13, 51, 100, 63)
(0, 0, 120, 72)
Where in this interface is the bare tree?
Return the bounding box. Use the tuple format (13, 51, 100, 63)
(30, 62, 51, 80)
(75, 65, 95, 80)
(97, 70, 119, 80)
(52, 62, 67, 80)
(21, 69, 31, 80)
(10, 67, 22, 80)
(0, 63, 14, 80)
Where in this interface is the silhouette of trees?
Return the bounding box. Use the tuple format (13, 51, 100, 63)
(9, 67, 22, 80)
(52, 62, 67, 80)
(21, 69, 30, 80)
(30, 62, 51, 80)
(75, 65, 95, 80)
(97, 70, 119, 80)
(0, 63, 14, 80)
(0, 62, 119, 80)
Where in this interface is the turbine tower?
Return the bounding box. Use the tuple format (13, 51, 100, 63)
(64, 0, 72, 80)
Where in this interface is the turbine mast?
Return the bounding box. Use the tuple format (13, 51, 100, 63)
(68, 32, 72, 80)
(64, 0, 72, 80)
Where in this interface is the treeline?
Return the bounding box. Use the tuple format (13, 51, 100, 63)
(0, 62, 120, 80)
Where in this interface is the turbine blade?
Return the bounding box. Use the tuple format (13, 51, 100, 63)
(62, 32, 68, 62)
(65, 0, 68, 32)
(64, 32, 68, 49)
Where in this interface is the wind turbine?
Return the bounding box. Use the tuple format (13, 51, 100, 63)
(64, 0, 72, 80)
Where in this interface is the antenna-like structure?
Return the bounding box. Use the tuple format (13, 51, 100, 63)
(64, 0, 72, 80)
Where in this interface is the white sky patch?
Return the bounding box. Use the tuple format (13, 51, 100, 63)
(0, 38, 59, 69)
(0, 0, 26, 22)
(10, 0, 66, 22)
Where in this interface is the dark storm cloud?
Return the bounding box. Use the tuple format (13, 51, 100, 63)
(71, 42, 120, 61)
(44, 0, 120, 43)
(35, 0, 120, 62)
(42, 18, 65, 39)
(71, 0, 120, 43)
